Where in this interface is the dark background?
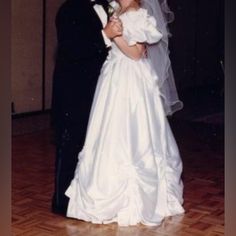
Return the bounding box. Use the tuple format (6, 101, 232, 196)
(168, 0, 224, 121)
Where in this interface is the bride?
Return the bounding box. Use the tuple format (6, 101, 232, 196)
(65, 0, 184, 226)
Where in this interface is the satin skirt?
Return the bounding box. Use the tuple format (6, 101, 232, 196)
(65, 53, 184, 226)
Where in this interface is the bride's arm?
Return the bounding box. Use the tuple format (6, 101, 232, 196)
(113, 36, 145, 61)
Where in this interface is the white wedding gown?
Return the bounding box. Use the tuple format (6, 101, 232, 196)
(65, 8, 184, 226)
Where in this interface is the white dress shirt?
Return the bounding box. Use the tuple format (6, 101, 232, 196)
(91, 1, 112, 47)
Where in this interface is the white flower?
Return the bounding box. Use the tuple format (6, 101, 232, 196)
(108, 0, 120, 16)
(109, 0, 120, 10)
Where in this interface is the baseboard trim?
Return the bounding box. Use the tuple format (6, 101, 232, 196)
(12, 109, 51, 119)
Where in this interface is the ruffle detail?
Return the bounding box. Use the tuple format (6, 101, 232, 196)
(65, 148, 184, 226)
(121, 8, 163, 46)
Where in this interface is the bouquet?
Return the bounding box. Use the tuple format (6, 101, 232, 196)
(107, 0, 121, 18)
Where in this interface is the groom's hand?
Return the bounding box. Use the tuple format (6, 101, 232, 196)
(103, 18, 123, 39)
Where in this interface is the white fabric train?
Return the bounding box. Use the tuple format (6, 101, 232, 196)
(65, 8, 184, 226)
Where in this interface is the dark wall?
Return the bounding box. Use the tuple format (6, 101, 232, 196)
(168, 0, 224, 91)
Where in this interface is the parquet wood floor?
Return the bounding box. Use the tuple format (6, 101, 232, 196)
(12, 120, 224, 236)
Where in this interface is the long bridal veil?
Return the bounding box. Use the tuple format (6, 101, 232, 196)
(141, 0, 183, 116)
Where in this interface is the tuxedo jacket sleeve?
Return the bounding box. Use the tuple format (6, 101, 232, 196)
(55, 0, 108, 61)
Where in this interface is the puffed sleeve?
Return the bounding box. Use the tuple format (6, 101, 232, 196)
(124, 9, 163, 46)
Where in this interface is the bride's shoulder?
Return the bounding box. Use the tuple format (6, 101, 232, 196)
(124, 7, 147, 16)
(122, 7, 149, 22)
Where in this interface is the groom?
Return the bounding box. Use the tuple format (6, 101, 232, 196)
(51, 0, 122, 215)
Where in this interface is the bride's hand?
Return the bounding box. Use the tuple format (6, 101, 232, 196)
(103, 18, 123, 39)
(110, 12, 119, 21)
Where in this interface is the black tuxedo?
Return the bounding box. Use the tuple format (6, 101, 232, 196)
(51, 0, 109, 214)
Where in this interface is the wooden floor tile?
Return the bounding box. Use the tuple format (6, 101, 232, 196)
(12, 120, 224, 236)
